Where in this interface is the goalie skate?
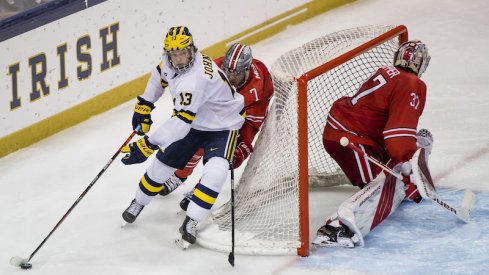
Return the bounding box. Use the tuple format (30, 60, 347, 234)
(312, 224, 358, 248)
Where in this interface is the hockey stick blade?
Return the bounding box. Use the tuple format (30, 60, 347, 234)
(175, 238, 191, 250)
(411, 149, 473, 223)
(462, 189, 476, 211)
(120, 220, 129, 228)
(459, 189, 476, 222)
(228, 252, 235, 267)
(10, 256, 27, 266)
(10, 256, 32, 269)
(431, 193, 470, 223)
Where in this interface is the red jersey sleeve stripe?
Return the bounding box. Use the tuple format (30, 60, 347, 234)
(246, 115, 265, 123)
(383, 128, 417, 140)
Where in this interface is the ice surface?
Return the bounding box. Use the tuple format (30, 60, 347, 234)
(2, 0, 489, 274)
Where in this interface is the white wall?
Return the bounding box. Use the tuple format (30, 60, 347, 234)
(0, 0, 306, 138)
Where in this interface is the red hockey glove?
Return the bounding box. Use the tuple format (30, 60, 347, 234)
(232, 141, 253, 169)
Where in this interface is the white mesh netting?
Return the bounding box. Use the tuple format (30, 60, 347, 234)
(197, 25, 402, 255)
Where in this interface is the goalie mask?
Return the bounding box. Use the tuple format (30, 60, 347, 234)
(164, 26, 198, 73)
(222, 43, 253, 89)
(394, 40, 431, 77)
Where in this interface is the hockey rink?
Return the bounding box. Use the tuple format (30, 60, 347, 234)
(2, 0, 489, 274)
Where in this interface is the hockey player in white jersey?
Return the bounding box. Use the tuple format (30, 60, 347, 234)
(120, 26, 244, 247)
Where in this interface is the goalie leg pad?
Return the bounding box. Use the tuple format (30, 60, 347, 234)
(335, 173, 405, 246)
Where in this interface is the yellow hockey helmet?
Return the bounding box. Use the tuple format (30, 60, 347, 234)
(163, 26, 197, 73)
(164, 26, 195, 51)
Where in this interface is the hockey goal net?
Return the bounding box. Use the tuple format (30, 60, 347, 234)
(197, 25, 408, 256)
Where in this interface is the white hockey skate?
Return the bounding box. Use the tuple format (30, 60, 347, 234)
(175, 216, 198, 250)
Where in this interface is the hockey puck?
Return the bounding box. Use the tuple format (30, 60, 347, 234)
(20, 262, 32, 269)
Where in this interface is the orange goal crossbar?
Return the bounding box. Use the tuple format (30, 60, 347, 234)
(295, 25, 408, 257)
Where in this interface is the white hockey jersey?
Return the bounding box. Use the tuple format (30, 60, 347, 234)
(141, 52, 245, 148)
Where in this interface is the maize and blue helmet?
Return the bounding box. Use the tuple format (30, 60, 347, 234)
(164, 26, 197, 73)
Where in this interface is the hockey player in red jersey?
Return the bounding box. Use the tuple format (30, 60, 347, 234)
(157, 43, 274, 206)
(313, 40, 434, 248)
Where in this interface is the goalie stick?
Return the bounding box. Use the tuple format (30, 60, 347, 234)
(10, 127, 139, 270)
(340, 137, 475, 223)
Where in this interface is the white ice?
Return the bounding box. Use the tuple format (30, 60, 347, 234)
(2, 0, 489, 274)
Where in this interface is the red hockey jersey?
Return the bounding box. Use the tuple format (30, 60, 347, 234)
(215, 57, 274, 144)
(323, 66, 426, 163)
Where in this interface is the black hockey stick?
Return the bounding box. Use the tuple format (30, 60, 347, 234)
(10, 127, 139, 270)
(228, 163, 235, 267)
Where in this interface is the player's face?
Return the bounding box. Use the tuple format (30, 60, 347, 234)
(226, 70, 246, 88)
(169, 48, 192, 69)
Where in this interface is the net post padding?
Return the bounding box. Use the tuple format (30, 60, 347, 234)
(197, 25, 408, 256)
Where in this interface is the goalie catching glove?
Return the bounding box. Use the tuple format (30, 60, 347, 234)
(232, 141, 253, 168)
(121, 136, 159, 165)
(132, 96, 155, 135)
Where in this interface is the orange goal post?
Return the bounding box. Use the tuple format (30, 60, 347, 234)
(197, 25, 408, 256)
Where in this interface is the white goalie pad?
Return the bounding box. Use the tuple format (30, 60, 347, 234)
(337, 173, 406, 246)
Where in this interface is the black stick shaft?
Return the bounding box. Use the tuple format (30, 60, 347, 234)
(26, 129, 138, 263)
(228, 165, 235, 267)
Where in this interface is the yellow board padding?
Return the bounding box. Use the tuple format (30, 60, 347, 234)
(0, 74, 149, 158)
(201, 0, 356, 59)
(0, 0, 355, 158)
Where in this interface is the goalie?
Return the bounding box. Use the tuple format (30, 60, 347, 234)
(313, 40, 433, 248)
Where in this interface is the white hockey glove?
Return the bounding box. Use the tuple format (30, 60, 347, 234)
(394, 161, 422, 203)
